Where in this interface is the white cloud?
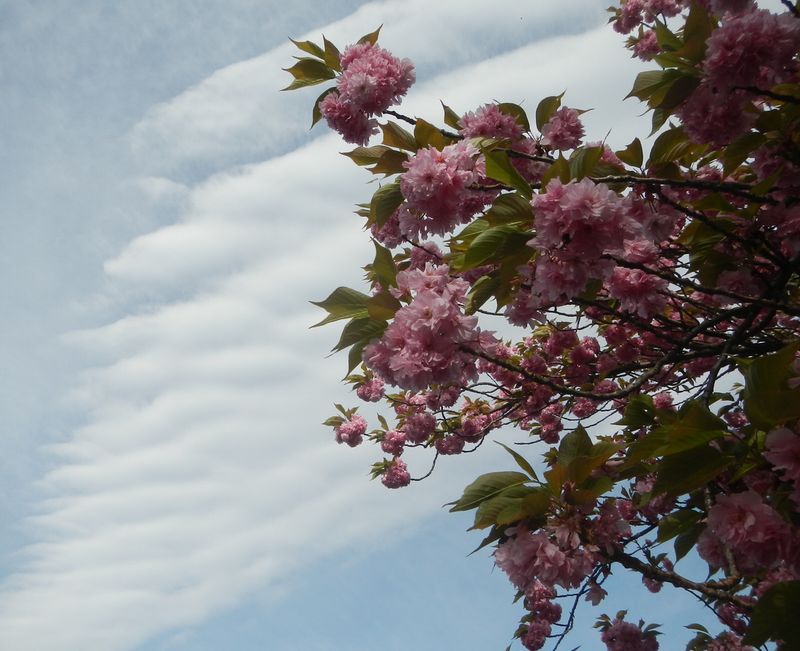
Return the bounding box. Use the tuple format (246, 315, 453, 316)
(0, 3, 658, 650)
(129, 0, 611, 175)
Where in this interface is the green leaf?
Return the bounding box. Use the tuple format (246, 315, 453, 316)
(743, 581, 800, 647)
(740, 344, 800, 428)
(723, 132, 767, 176)
(674, 523, 703, 561)
(342, 146, 408, 176)
(685, 624, 708, 634)
(465, 274, 501, 315)
(656, 401, 727, 456)
(342, 145, 390, 166)
(282, 58, 336, 90)
(558, 425, 593, 467)
(289, 38, 325, 60)
(651, 445, 732, 497)
(647, 127, 698, 167)
(452, 218, 490, 243)
(449, 471, 530, 512)
(365, 291, 401, 320)
(468, 525, 504, 555)
(357, 25, 382, 46)
(650, 107, 670, 136)
(677, 2, 715, 63)
(370, 149, 409, 176)
(657, 510, 702, 543)
(380, 121, 417, 151)
(370, 180, 404, 227)
(653, 75, 699, 112)
(541, 153, 570, 186)
(441, 101, 461, 129)
(626, 399, 728, 467)
(625, 429, 669, 466)
(332, 316, 387, 352)
(568, 440, 622, 485)
(484, 150, 533, 199)
(368, 241, 397, 288)
(472, 486, 540, 529)
(569, 475, 614, 504)
(311, 87, 337, 127)
(310, 287, 370, 327)
(414, 119, 451, 149)
(322, 36, 341, 71)
(616, 394, 655, 428)
(615, 138, 644, 168)
(462, 224, 531, 270)
(496, 441, 539, 481)
(498, 102, 531, 132)
(346, 340, 367, 375)
(626, 70, 669, 102)
(535, 93, 563, 131)
(485, 193, 533, 225)
(497, 490, 551, 525)
(569, 146, 603, 180)
(653, 22, 682, 51)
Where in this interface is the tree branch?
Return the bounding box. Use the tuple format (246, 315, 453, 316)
(608, 548, 751, 610)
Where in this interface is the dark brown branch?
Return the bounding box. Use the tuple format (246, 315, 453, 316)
(594, 175, 778, 205)
(780, 0, 800, 18)
(384, 109, 461, 140)
(608, 549, 751, 610)
(735, 85, 800, 105)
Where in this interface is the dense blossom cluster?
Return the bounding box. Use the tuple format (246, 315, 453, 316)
(291, 1, 800, 649)
(600, 618, 659, 651)
(540, 107, 584, 151)
(698, 491, 799, 574)
(399, 142, 490, 238)
(320, 42, 415, 144)
(363, 264, 492, 391)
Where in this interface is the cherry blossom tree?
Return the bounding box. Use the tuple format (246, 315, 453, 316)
(284, 2, 800, 648)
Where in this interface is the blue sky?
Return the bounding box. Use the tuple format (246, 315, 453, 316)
(0, 1, 732, 649)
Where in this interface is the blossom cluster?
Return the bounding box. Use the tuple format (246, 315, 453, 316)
(363, 264, 492, 391)
(399, 142, 490, 238)
(320, 42, 415, 144)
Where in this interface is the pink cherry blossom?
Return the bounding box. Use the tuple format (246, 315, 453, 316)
(522, 620, 552, 651)
(764, 427, 800, 484)
(335, 414, 367, 447)
(530, 179, 630, 260)
(459, 103, 524, 141)
(614, 0, 645, 34)
(400, 141, 488, 238)
(677, 83, 755, 146)
(495, 526, 596, 591)
(380, 430, 406, 455)
(709, 0, 753, 14)
(707, 632, 754, 651)
(704, 9, 800, 90)
(607, 267, 667, 318)
(337, 43, 415, 115)
(633, 29, 660, 61)
(601, 618, 659, 651)
(381, 458, 411, 488)
(434, 435, 465, 455)
(540, 107, 585, 151)
(319, 92, 377, 145)
(698, 490, 793, 573)
(356, 376, 385, 402)
(363, 264, 489, 391)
